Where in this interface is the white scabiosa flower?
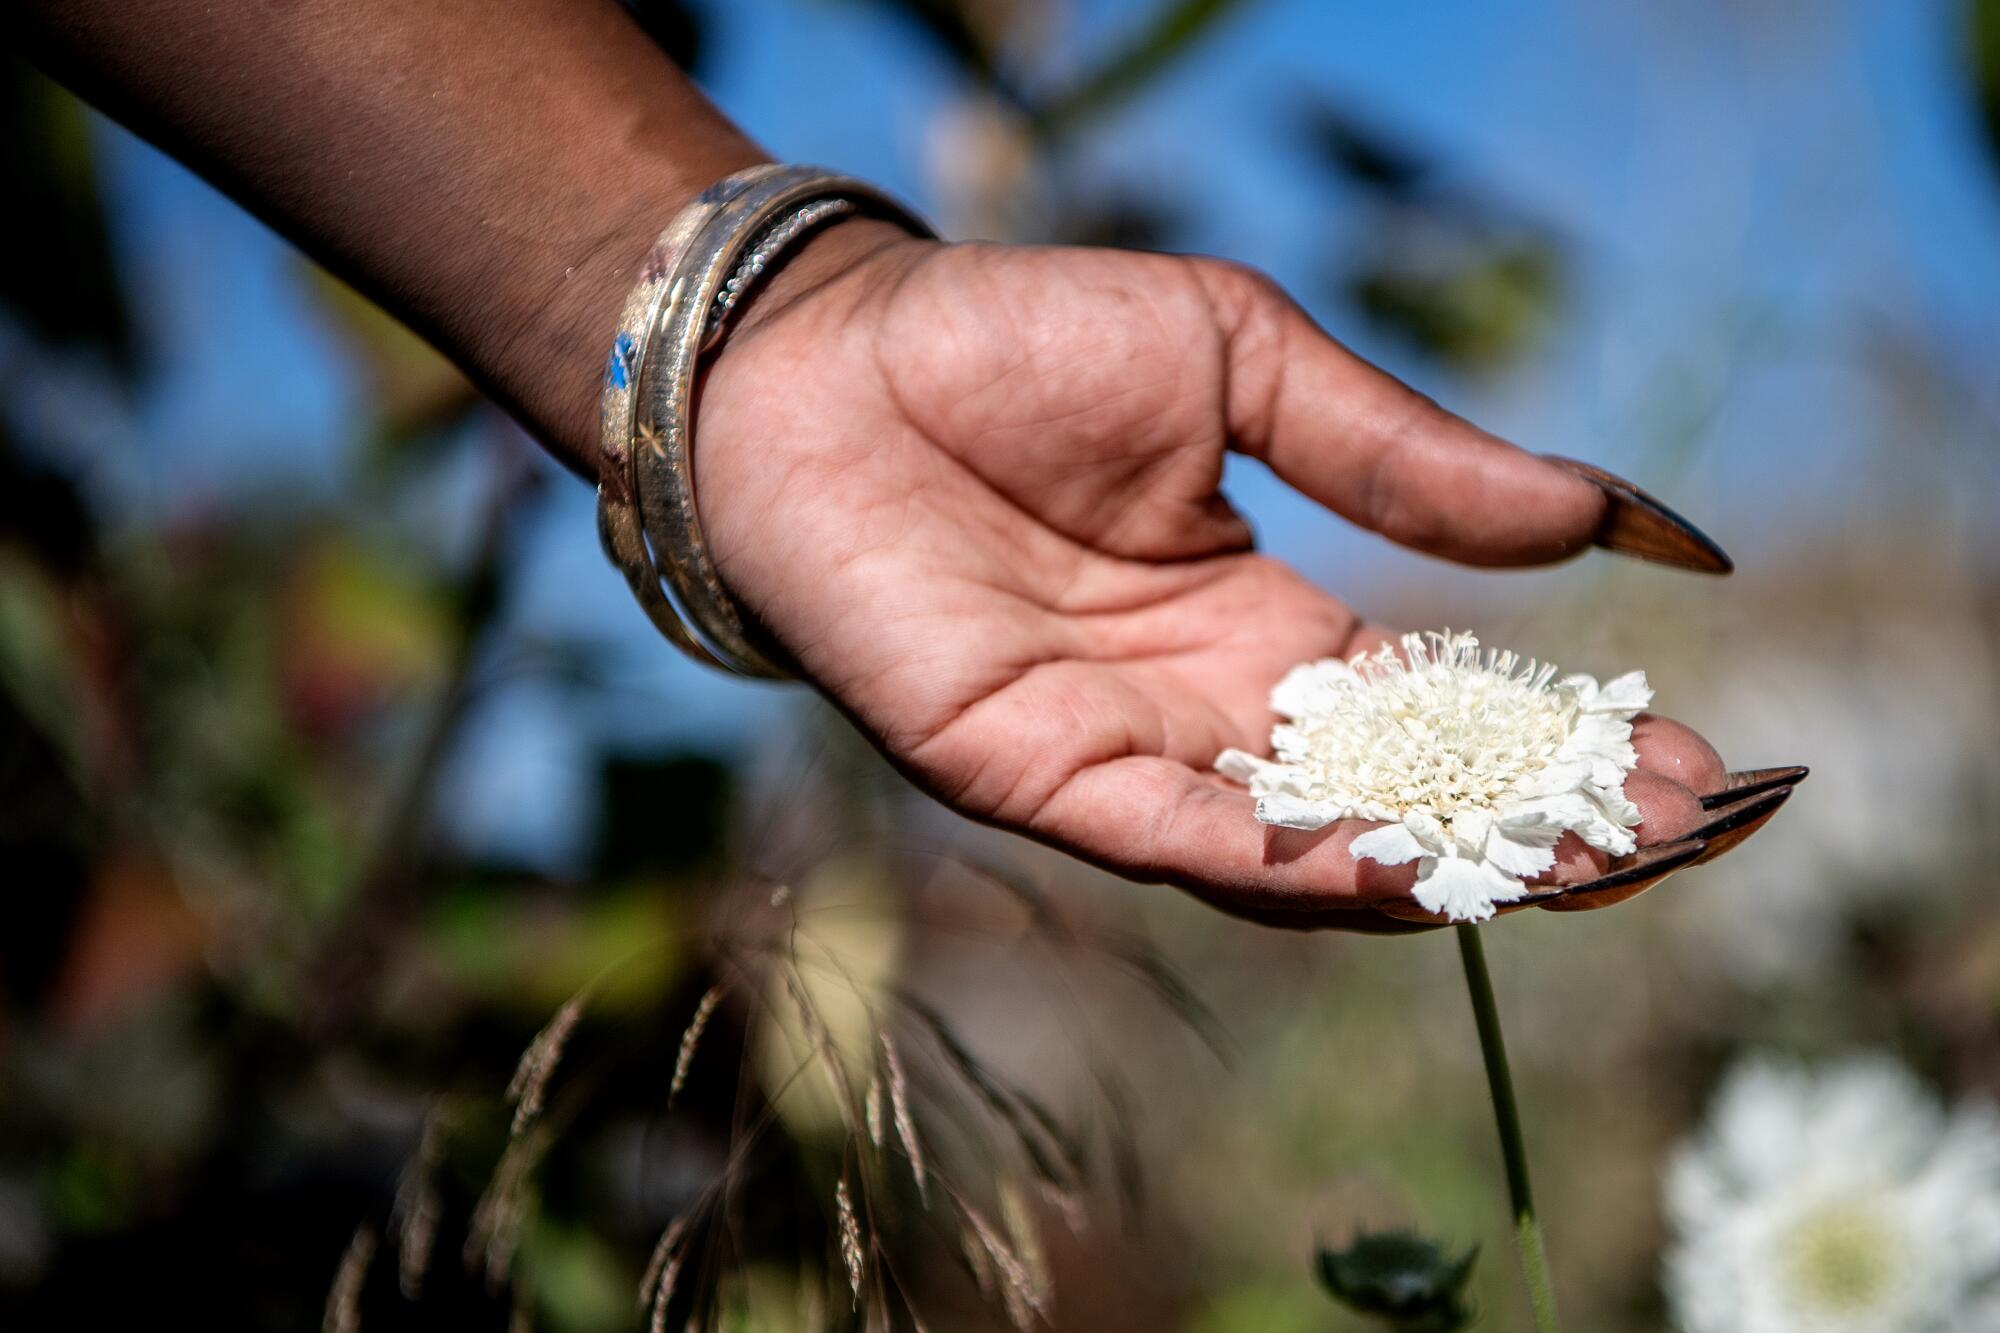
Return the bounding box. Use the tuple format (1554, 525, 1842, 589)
(1663, 1055, 2000, 1333)
(1214, 630, 1651, 922)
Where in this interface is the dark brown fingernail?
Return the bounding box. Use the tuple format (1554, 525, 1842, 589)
(1692, 785, 1793, 842)
(1701, 766, 1810, 810)
(1692, 786, 1794, 863)
(1543, 455, 1734, 575)
(1374, 896, 1453, 926)
(1535, 838, 1709, 912)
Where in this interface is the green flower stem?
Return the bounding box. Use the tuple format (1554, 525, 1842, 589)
(1455, 923, 1560, 1333)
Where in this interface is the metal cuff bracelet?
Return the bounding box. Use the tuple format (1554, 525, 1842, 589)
(595, 164, 934, 678)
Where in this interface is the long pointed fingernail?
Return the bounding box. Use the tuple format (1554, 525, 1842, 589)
(1376, 836, 1708, 923)
(1702, 766, 1810, 810)
(1535, 838, 1709, 912)
(1692, 785, 1794, 863)
(1543, 456, 1734, 575)
(1692, 785, 1793, 839)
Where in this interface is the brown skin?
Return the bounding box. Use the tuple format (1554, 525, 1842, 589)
(10, 0, 1734, 926)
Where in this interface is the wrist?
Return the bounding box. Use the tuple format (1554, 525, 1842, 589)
(512, 182, 928, 487)
(492, 150, 771, 483)
(720, 214, 933, 346)
(585, 169, 936, 678)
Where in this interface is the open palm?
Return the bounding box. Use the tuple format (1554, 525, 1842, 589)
(697, 231, 1741, 927)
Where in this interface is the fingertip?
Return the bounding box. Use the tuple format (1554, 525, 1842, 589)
(1537, 831, 1611, 886)
(1624, 768, 1706, 844)
(1632, 713, 1728, 795)
(1518, 451, 1612, 557)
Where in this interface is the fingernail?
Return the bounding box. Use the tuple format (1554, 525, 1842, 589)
(1691, 785, 1793, 840)
(1701, 766, 1810, 810)
(1691, 786, 1793, 863)
(1375, 896, 1453, 925)
(1536, 838, 1708, 912)
(1543, 456, 1734, 575)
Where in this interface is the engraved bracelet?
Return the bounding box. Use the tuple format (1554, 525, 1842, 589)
(595, 165, 934, 678)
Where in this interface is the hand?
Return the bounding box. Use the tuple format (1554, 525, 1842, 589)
(697, 222, 1794, 929)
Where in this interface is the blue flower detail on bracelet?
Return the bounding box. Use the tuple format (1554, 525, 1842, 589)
(604, 332, 637, 391)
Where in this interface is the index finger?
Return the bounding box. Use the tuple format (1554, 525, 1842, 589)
(1190, 258, 1731, 574)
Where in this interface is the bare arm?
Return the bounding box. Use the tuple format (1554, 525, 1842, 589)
(8, 0, 860, 478)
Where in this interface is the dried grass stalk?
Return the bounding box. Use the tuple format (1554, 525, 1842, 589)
(836, 1174, 865, 1308)
(670, 984, 725, 1109)
(901, 995, 1085, 1202)
(1000, 1180, 1051, 1315)
(1038, 1179, 1089, 1236)
(961, 1224, 997, 1298)
(464, 1122, 550, 1288)
(646, 1252, 683, 1333)
(638, 1215, 690, 1311)
(393, 1109, 449, 1300)
(880, 1032, 928, 1204)
(508, 988, 588, 1136)
(324, 1223, 377, 1333)
(782, 968, 857, 1120)
(865, 1075, 884, 1147)
(961, 1202, 1047, 1330)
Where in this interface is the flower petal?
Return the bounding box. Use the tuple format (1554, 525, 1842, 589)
(1269, 660, 1358, 719)
(1403, 809, 1449, 851)
(1588, 669, 1653, 713)
(1351, 821, 1427, 866)
(1572, 805, 1638, 856)
(1588, 781, 1641, 829)
(1451, 808, 1495, 859)
(1412, 855, 1527, 923)
(1213, 748, 1270, 784)
(1254, 793, 1339, 831)
(1510, 792, 1597, 828)
(1516, 758, 1594, 800)
(1483, 822, 1561, 878)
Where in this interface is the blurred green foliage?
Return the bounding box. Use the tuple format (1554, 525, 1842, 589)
(1974, 0, 2000, 175)
(1297, 101, 1566, 374)
(0, 57, 127, 359)
(851, 0, 1257, 129)
(1036, 0, 1256, 133)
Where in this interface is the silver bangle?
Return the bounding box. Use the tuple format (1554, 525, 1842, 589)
(595, 165, 934, 678)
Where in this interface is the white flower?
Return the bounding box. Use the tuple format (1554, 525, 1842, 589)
(1214, 630, 1651, 922)
(1663, 1054, 2000, 1333)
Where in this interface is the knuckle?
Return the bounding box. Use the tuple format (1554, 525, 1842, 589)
(1185, 257, 1297, 451)
(1189, 255, 1288, 315)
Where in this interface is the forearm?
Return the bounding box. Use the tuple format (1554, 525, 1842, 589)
(9, 0, 768, 479)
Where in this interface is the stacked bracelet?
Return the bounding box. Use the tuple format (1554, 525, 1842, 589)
(595, 164, 934, 678)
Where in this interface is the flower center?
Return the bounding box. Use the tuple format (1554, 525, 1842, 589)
(1297, 665, 1573, 819)
(1779, 1199, 1900, 1315)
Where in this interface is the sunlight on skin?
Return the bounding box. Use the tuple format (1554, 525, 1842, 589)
(698, 228, 1738, 926)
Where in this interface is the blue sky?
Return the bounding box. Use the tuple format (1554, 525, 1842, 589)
(61, 0, 2000, 865)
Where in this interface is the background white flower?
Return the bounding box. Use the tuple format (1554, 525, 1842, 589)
(1215, 630, 1650, 921)
(1664, 1054, 2000, 1333)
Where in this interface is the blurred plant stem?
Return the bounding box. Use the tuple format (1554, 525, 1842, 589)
(1454, 923, 1560, 1333)
(306, 426, 543, 1038)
